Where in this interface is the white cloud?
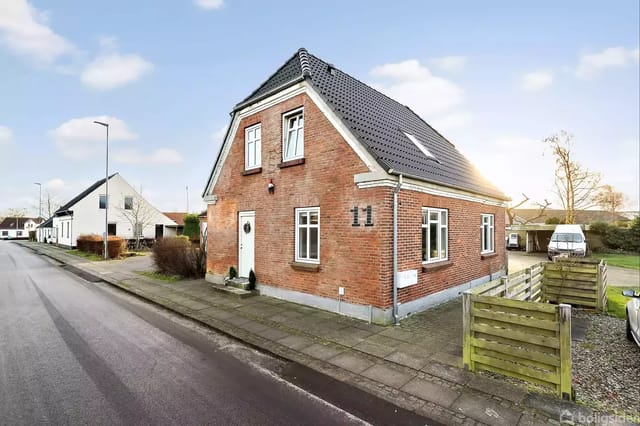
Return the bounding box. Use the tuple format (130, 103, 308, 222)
(370, 59, 465, 118)
(112, 148, 183, 165)
(575, 46, 640, 79)
(194, 0, 224, 10)
(44, 178, 65, 191)
(0, 125, 13, 145)
(520, 70, 554, 91)
(50, 115, 138, 160)
(0, 0, 75, 64)
(81, 52, 153, 90)
(430, 111, 474, 131)
(430, 56, 467, 72)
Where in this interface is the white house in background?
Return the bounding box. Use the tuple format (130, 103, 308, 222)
(0, 217, 42, 240)
(43, 173, 179, 248)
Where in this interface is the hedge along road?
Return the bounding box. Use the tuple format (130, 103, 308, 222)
(0, 241, 432, 426)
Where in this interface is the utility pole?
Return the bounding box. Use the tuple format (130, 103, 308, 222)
(34, 182, 42, 219)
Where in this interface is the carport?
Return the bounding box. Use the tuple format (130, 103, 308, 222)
(507, 224, 556, 253)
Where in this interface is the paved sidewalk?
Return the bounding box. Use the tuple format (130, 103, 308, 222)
(17, 242, 634, 426)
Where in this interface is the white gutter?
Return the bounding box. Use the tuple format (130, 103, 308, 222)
(392, 173, 403, 325)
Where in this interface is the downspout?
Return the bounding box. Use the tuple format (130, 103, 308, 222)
(392, 173, 403, 325)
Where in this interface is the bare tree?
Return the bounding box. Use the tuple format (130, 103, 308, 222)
(593, 184, 626, 220)
(544, 131, 600, 224)
(44, 192, 62, 219)
(506, 194, 552, 226)
(117, 193, 157, 250)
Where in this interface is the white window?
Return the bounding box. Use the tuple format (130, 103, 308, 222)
(245, 124, 261, 170)
(295, 207, 319, 263)
(481, 214, 495, 253)
(422, 208, 448, 263)
(283, 108, 304, 161)
(404, 132, 437, 161)
(124, 196, 133, 210)
(99, 194, 108, 209)
(135, 223, 143, 238)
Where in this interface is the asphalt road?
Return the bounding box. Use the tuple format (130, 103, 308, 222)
(0, 241, 433, 426)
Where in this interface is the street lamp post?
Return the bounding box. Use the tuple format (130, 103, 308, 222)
(34, 182, 42, 219)
(94, 121, 109, 259)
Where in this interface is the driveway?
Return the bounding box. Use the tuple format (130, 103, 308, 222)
(508, 251, 640, 287)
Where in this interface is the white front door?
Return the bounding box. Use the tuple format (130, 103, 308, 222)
(238, 211, 255, 278)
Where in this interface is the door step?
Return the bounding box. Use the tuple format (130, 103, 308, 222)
(210, 282, 255, 299)
(225, 277, 252, 291)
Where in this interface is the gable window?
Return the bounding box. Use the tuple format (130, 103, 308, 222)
(124, 196, 133, 210)
(481, 214, 495, 253)
(245, 124, 261, 170)
(422, 208, 448, 263)
(283, 108, 304, 161)
(295, 207, 319, 263)
(99, 194, 108, 209)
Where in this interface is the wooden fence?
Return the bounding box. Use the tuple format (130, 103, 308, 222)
(543, 258, 607, 312)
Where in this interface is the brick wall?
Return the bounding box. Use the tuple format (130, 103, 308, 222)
(206, 92, 506, 311)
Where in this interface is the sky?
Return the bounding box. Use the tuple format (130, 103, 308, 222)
(1, 0, 639, 218)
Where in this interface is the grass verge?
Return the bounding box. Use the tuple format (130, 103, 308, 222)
(591, 253, 640, 270)
(66, 250, 103, 261)
(137, 271, 181, 282)
(606, 286, 631, 319)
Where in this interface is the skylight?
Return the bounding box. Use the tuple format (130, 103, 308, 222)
(404, 132, 438, 161)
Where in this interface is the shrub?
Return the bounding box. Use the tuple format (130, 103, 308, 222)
(229, 266, 237, 279)
(248, 269, 256, 290)
(589, 219, 640, 253)
(152, 236, 205, 278)
(545, 217, 562, 225)
(183, 214, 200, 240)
(77, 234, 124, 259)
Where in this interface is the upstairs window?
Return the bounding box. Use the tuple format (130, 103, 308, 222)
(422, 208, 448, 263)
(245, 124, 262, 170)
(283, 108, 304, 161)
(481, 214, 495, 253)
(124, 196, 133, 210)
(99, 194, 108, 209)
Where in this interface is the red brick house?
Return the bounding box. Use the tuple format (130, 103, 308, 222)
(202, 48, 508, 324)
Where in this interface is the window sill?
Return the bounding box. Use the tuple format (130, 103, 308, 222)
(290, 261, 320, 272)
(242, 167, 262, 176)
(481, 252, 498, 260)
(422, 260, 453, 272)
(278, 158, 305, 169)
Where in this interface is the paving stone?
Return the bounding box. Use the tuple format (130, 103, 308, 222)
(327, 352, 376, 374)
(467, 374, 526, 403)
(523, 394, 594, 425)
(385, 351, 430, 370)
(239, 321, 270, 334)
(175, 299, 210, 311)
(301, 343, 344, 360)
(379, 328, 420, 343)
(325, 327, 373, 347)
(225, 315, 252, 327)
(198, 307, 235, 320)
(430, 351, 463, 368)
(421, 361, 473, 386)
(517, 413, 550, 425)
(352, 340, 397, 359)
(452, 393, 522, 426)
(277, 334, 315, 351)
(361, 363, 414, 388)
(256, 327, 290, 341)
(401, 377, 461, 408)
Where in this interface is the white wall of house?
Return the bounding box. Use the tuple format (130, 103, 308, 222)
(0, 219, 38, 240)
(36, 227, 54, 243)
(52, 174, 177, 248)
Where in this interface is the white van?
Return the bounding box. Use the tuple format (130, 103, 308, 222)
(547, 224, 588, 260)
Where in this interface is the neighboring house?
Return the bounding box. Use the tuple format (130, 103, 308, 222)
(162, 212, 187, 236)
(202, 48, 508, 324)
(44, 173, 178, 248)
(0, 217, 42, 240)
(36, 217, 54, 243)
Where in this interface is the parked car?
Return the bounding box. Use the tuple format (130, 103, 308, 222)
(507, 232, 520, 250)
(624, 289, 640, 347)
(547, 224, 588, 260)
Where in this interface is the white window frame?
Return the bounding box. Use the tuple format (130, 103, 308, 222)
(283, 108, 304, 161)
(295, 207, 320, 264)
(244, 123, 261, 170)
(422, 207, 448, 263)
(481, 214, 495, 254)
(124, 196, 134, 210)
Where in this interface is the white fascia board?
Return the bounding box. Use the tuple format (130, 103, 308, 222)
(356, 176, 506, 207)
(202, 82, 307, 198)
(305, 84, 383, 174)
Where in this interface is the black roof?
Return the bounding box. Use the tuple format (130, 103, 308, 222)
(56, 173, 118, 213)
(236, 48, 507, 200)
(0, 217, 40, 229)
(38, 217, 54, 228)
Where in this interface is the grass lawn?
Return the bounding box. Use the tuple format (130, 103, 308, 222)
(66, 250, 103, 261)
(590, 253, 640, 270)
(137, 271, 181, 282)
(606, 286, 631, 319)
